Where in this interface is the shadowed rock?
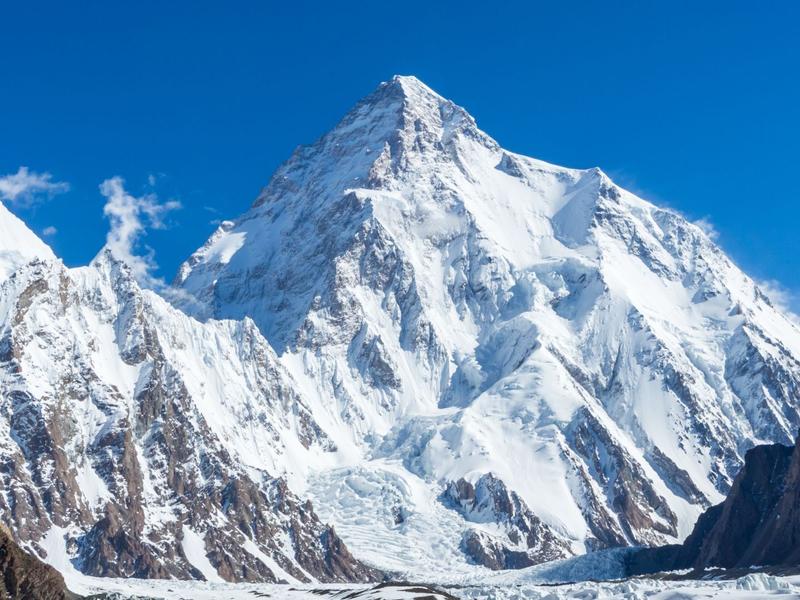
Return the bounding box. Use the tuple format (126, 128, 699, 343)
(0, 524, 78, 600)
(628, 432, 800, 574)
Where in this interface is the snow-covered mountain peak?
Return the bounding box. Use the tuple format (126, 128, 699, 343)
(171, 76, 800, 578)
(4, 74, 800, 585)
(0, 200, 56, 280)
(90, 246, 131, 281)
(239, 76, 494, 211)
(387, 74, 439, 95)
(360, 74, 475, 130)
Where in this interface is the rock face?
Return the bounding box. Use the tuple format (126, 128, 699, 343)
(628, 432, 800, 573)
(175, 76, 800, 574)
(442, 474, 572, 569)
(0, 249, 378, 583)
(0, 524, 76, 600)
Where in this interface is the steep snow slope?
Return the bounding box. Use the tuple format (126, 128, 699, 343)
(176, 76, 800, 575)
(0, 200, 55, 279)
(0, 236, 377, 581)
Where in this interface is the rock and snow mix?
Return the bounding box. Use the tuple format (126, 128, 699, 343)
(177, 76, 800, 576)
(0, 75, 800, 593)
(0, 250, 376, 583)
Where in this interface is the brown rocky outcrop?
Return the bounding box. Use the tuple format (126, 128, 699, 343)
(0, 524, 77, 600)
(627, 432, 800, 574)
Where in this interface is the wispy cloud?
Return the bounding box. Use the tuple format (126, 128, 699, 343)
(41, 225, 58, 237)
(757, 278, 800, 325)
(693, 216, 720, 241)
(0, 166, 69, 207)
(100, 176, 180, 287)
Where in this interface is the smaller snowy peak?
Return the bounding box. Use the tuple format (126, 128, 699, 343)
(174, 220, 239, 287)
(0, 201, 56, 281)
(90, 246, 131, 280)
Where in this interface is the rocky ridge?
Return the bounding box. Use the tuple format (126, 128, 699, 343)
(0, 249, 378, 584)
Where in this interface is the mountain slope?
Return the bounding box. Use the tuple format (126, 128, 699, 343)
(176, 75, 800, 576)
(0, 217, 378, 583)
(0, 200, 55, 279)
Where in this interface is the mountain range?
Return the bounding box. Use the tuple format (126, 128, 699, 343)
(1, 76, 800, 584)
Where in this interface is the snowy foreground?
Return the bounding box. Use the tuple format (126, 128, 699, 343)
(65, 572, 800, 600)
(62, 551, 800, 600)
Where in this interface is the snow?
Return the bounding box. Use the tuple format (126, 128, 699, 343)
(201, 228, 247, 265)
(457, 577, 800, 599)
(181, 525, 224, 583)
(56, 572, 800, 600)
(39, 526, 81, 582)
(0, 202, 56, 282)
(0, 200, 56, 281)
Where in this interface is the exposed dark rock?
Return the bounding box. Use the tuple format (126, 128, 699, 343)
(567, 408, 678, 544)
(0, 524, 77, 600)
(628, 432, 800, 575)
(649, 446, 708, 507)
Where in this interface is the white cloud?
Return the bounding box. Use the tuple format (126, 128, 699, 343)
(41, 226, 57, 237)
(0, 166, 69, 207)
(99, 176, 180, 287)
(693, 216, 720, 241)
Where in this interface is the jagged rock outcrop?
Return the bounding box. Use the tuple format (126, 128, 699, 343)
(442, 474, 572, 569)
(627, 432, 800, 574)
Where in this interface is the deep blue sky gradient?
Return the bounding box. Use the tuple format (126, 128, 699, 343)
(1, 1, 798, 305)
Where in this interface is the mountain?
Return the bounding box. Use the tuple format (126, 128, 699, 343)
(628, 431, 800, 575)
(0, 200, 55, 279)
(175, 75, 800, 576)
(0, 204, 378, 583)
(2, 75, 800, 586)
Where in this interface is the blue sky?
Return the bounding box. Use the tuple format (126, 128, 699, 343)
(1, 1, 799, 307)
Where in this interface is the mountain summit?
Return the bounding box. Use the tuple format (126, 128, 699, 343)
(0, 200, 56, 279)
(175, 76, 800, 576)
